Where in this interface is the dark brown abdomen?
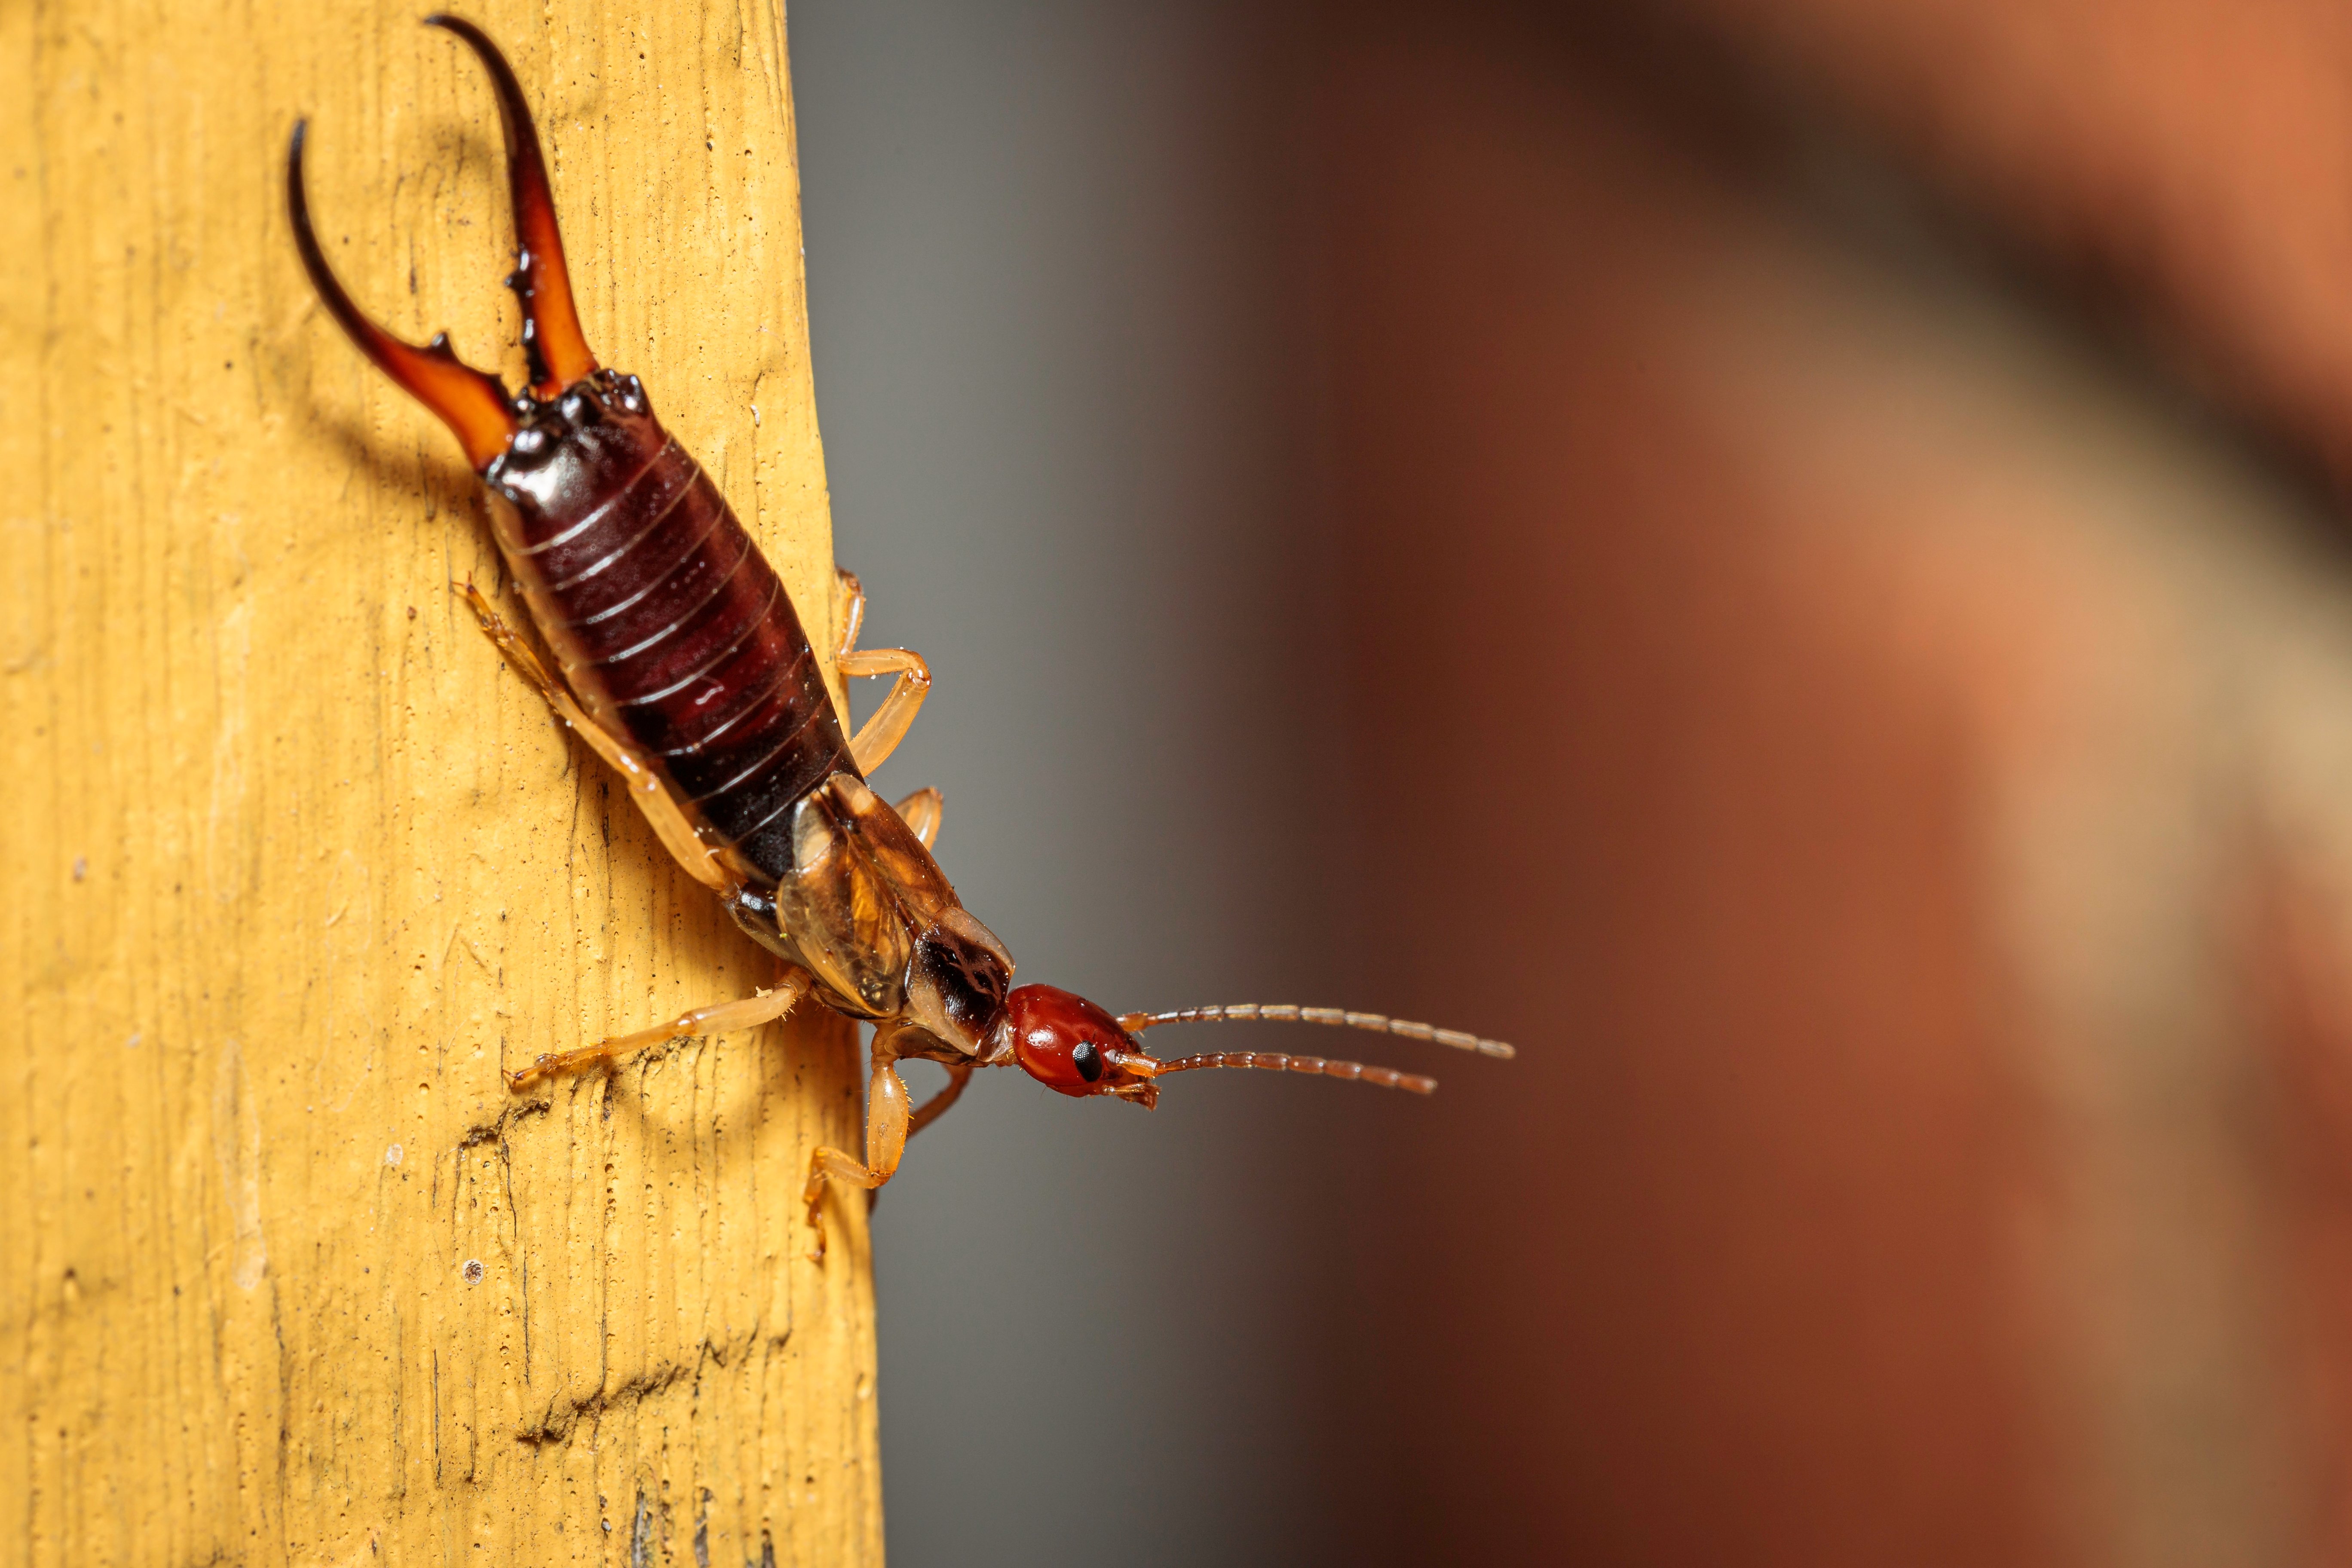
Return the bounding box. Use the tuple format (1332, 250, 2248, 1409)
(484, 373, 851, 883)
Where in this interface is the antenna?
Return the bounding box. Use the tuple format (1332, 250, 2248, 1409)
(1116, 1003, 1516, 1060)
(1150, 1050, 1437, 1094)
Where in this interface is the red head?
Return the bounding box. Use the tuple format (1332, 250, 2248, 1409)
(993, 988, 1516, 1106)
(999, 985, 1164, 1107)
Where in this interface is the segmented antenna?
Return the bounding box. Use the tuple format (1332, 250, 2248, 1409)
(1151, 1051, 1437, 1094)
(1115, 1004, 1516, 1060)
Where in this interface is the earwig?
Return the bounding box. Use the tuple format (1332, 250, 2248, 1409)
(289, 18, 1514, 1259)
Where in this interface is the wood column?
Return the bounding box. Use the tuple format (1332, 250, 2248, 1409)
(0, 2, 883, 1562)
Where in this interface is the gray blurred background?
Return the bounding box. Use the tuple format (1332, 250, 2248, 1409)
(792, 5, 1350, 1564)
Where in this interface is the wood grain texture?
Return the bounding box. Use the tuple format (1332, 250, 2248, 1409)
(0, 2, 884, 1563)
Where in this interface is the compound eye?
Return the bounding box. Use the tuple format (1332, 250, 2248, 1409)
(1072, 1040, 1105, 1084)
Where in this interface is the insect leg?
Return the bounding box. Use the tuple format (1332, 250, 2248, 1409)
(906, 1061, 973, 1139)
(453, 579, 570, 704)
(455, 581, 734, 894)
(830, 567, 933, 774)
(802, 1053, 913, 1261)
(506, 968, 814, 1090)
(893, 787, 943, 850)
(839, 649, 932, 774)
(848, 1060, 973, 1221)
(833, 568, 868, 664)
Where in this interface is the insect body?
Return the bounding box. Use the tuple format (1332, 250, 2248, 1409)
(289, 17, 1512, 1257)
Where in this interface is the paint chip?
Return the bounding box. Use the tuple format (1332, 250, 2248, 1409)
(461, 1259, 484, 1283)
(384, 1143, 403, 1167)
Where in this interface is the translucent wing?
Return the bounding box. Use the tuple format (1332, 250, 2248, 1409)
(822, 774, 960, 926)
(775, 774, 1011, 1052)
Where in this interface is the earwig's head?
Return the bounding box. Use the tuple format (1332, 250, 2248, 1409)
(997, 995, 1520, 1106)
(999, 985, 1164, 1108)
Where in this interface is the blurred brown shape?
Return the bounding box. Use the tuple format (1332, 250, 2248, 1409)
(1670, 0, 2352, 484)
(1282, 3, 2352, 1564)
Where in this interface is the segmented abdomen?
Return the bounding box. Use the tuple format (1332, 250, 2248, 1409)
(486, 377, 850, 883)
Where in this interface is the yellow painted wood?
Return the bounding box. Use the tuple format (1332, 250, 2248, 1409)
(0, 2, 884, 1562)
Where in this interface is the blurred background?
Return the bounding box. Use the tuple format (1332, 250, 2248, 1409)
(793, 0, 2352, 1563)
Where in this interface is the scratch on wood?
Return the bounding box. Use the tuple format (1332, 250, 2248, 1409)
(453, 1097, 549, 1152)
(515, 1331, 746, 1448)
(631, 1485, 654, 1568)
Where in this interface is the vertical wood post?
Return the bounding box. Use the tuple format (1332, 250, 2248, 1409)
(1, 2, 884, 1562)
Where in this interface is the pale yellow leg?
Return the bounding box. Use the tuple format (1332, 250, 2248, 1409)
(839, 649, 931, 775)
(853, 1059, 974, 1221)
(803, 1055, 912, 1262)
(906, 1060, 973, 1139)
(833, 567, 869, 663)
(830, 567, 932, 774)
(506, 969, 814, 1091)
(893, 787, 944, 850)
(456, 580, 732, 893)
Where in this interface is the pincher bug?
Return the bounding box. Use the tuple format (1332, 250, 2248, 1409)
(287, 16, 1514, 1258)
